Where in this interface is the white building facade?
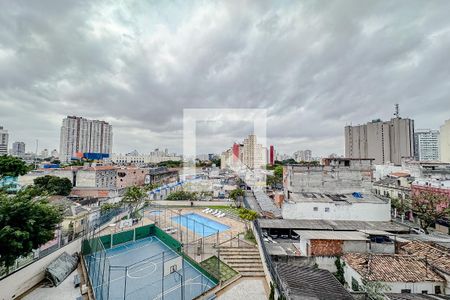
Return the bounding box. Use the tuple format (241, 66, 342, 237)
(441, 119, 450, 163)
(59, 116, 113, 162)
(414, 129, 440, 161)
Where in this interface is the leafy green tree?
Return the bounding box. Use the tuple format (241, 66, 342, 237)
(34, 175, 73, 196)
(229, 188, 245, 207)
(122, 186, 147, 218)
(0, 155, 29, 178)
(0, 188, 63, 268)
(238, 208, 259, 231)
(412, 191, 450, 234)
(166, 190, 197, 200)
(100, 202, 122, 214)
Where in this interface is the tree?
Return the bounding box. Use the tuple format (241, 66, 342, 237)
(166, 190, 197, 200)
(0, 155, 29, 178)
(122, 186, 147, 218)
(229, 188, 245, 207)
(412, 191, 450, 234)
(238, 208, 259, 231)
(361, 280, 391, 300)
(0, 188, 63, 268)
(34, 175, 73, 196)
(391, 197, 411, 220)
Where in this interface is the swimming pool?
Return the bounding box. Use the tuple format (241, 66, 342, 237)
(171, 213, 230, 237)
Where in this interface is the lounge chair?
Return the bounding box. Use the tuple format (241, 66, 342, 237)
(218, 212, 225, 218)
(202, 208, 209, 213)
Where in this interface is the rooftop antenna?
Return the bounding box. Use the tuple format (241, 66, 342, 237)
(394, 104, 399, 118)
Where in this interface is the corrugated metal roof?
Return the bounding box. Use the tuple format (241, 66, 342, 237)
(258, 219, 410, 232)
(253, 190, 282, 218)
(276, 263, 354, 300)
(294, 230, 368, 241)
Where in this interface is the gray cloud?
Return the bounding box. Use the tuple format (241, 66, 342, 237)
(1, 0, 449, 156)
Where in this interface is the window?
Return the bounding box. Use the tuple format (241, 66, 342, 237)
(401, 289, 411, 293)
(351, 278, 359, 291)
(313, 207, 318, 212)
(421, 290, 428, 294)
(325, 207, 330, 212)
(435, 286, 442, 294)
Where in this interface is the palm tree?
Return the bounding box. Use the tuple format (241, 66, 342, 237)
(122, 186, 147, 218)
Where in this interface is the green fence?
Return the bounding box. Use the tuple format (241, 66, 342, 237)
(135, 224, 153, 240)
(153, 226, 182, 252)
(100, 234, 112, 249)
(112, 229, 134, 246)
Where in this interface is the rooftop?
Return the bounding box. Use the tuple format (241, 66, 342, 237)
(287, 192, 387, 204)
(342, 253, 444, 283)
(294, 230, 368, 241)
(398, 241, 450, 274)
(258, 219, 410, 233)
(276, 263, 354, 300)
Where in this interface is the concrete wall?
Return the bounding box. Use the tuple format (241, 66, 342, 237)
(342, 240, 368, 253)
(0, 239, 81, 300)
(282, 201, 391, 221)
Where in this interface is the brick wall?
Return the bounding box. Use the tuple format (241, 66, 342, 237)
(310, 239, 343, 256)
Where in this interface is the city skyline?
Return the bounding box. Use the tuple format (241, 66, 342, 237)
(1, 1, 450, 156)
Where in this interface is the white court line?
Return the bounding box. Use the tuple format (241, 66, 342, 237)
(126, 261, 157, 279)
(92, 253, 178, 289)
(152, 275, 208, 300)
(90, 237, 155, 261)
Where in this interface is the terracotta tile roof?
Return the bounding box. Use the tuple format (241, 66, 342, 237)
(342, 253, 444, 282)
(399, 241, 450, 274)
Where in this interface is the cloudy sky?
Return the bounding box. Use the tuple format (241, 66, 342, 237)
(1, 0, 449, 157)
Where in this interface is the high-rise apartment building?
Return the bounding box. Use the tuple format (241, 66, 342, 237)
(59, 116, 113, 162)
(269, 145, 275, 165)
(414, 129, 440, 161)
(12, 142, 25, 157)
(242, 134, 266, 169)
(0, 126, 8, 155)
(345, 117, 414, 165)
(293, 149, 312, 162)
(221, 135, 266, 170)
(440, 119, 450, 163)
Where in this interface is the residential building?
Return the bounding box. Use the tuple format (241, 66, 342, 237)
(59, 116, 113, 162)
(345, 117, 415, 165)
(296, 230, 395, 257)
(11, 141, 25, 157)
(269, 145, 275, 165)
(441, 119, 450, 163)
(242, 134, 267, 169)
(399, 241, 450, 294)
(414, 129, 440, 161)
(342, 253, 446, 295)
(0, 126, 8, 155)
(111, 150, 180, 165)
(282, 192, 391, 221)
(221, 135, 266, 170)
(293, 150, 312, 162)
(51, 149, 59, 158)
(373, 172, 412, 201)
(402, 160, 450, 180)
(284, 158, 374, 195)
(40, 148, 49, 158)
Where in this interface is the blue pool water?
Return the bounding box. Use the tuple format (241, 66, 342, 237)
(171, 213, 230, 237)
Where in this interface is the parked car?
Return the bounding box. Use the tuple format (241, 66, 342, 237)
(280, 233, 289, 239)
(290, 232, 300, 240)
